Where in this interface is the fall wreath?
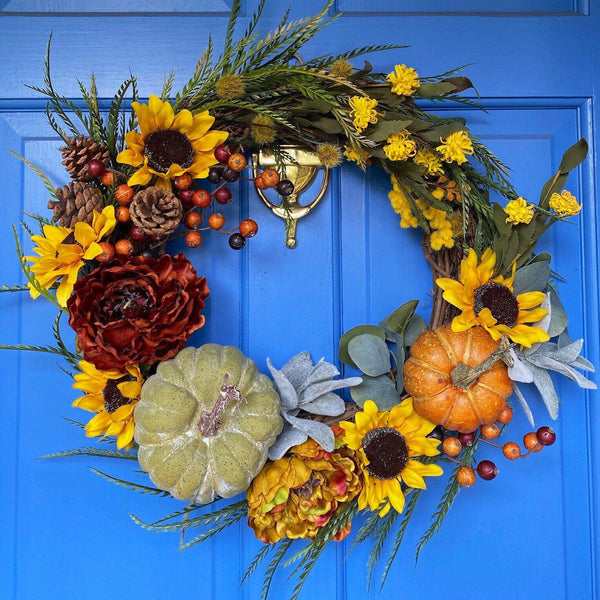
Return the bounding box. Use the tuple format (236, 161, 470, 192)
(2, 1, 595, 597)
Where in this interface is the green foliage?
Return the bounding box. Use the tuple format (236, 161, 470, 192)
(40, 447, 137, 460)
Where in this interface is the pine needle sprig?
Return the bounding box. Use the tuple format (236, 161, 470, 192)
(150, 502, 204, 526)
(0, 283, 30, 293)
(40, 447, 137, 460)
(365, 508, 399, 590)
(260, 539, 293, 600)
(179, 503, 247, 550)
(91, 467, 172, 496)
(106, 76, 137, 157)
(242, 543, 273, 585)
(51, 311, 80, 370)
(77, 74, 109, 142)
(306, 44, 409, 70)
(10, 151, 58, 200)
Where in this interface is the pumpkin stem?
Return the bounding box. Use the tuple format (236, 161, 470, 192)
(451, 337, 514, 390)
(198, 373, 246, 437)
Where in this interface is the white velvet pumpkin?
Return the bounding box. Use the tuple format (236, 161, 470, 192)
(134, 344, 282, 504)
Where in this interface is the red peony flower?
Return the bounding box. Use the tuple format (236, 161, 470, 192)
(67, 254, 209, 370)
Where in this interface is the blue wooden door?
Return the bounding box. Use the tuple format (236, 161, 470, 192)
(1, 1, 598, 599)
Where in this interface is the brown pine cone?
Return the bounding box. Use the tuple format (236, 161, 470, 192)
(130, 187, 183, 237)
(48, 182, 104, 228)
(61, 135, 111, 182)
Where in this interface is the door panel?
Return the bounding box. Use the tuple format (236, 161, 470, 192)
(0, 2, 598, 599)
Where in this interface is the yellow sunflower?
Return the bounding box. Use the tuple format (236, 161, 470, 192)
(72, 360, 143, 450)
(27, 206, 116, 307)
(117, 95, 228, 190)
(339, 399, 442, 517)
(436, 248, 550, 347)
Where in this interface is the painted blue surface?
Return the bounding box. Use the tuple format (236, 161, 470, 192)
(0, 1, 598, 599)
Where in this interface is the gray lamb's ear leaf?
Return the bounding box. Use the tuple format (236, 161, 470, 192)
(529, 355, 597, 390)
(285, 413, 335, 451)
(300, 359, 341, 389)
(299, 376, 362, 405)
(547, 338, 583, 364)
(268, 425, 308, 460)
(301, 392, 347, 416)
(350, 374, 399, 409)
(513, 259, 550, 296)
(348, 334, 391, 377)
(573, 355, 595, 372)
(508, 349, 534, 383)
(558, 329, 574, 348)
(512, 383, 535, 427)
(529, 364, 560, 419)
(280, 351, 316, 390)
(267, 358, 299, 411)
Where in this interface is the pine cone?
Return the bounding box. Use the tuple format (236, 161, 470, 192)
(130, 187, 183, 237)
(48, 182, 104, 228)
(61, 135, 111, 182)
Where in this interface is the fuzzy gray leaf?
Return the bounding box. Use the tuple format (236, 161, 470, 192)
(528, 354, 596, 389)
(529, 364, 560, 419)
(285, 413, 335, 451)
(573, 355, 595, 372)
(508, 349, 534, 383)
(350, 374, 399, 409)
(513, 383, 535, 427)
(268, 425, 309, 460)
(301, 392, 347, 416)
(299, 376, 361, 406)
(348, 334, 391, 377)
(279, 351, 316, 390)
(266, 358, 299, 411)
(300, 359, 341, 389)
(547, 339, 584, 364)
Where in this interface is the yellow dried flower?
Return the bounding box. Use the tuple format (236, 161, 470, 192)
(330, 59, 353, 79)
(414, 149, 445, 176)
(215, 73, 245, 99)
(251, 114, 277, 145)
(389, 176, 418, 228)
(549, 190, 582, 217)
(437, 130, 474, 165)
(505, 197, 534, 225)
(384, 131, 417, 162)
(348, 96, 378, 133)
(387, 64, 420, 97)
(344, 145, 371, 168)
(430, 225, 455, 250)
(317, 143, 343, 168)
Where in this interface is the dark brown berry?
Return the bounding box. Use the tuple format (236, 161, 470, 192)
(214, 144, 233, 163)
(222, 167, 240, 182)
(476, 460, 498, 481)
(458, 432, 476, 447)
(130, 226, 147, 241)
(215, 187, 232, 204)
(456, 466, 476, 487)
(427, 426, 445, 442)
(208, 165, 224, 184)
(276, 179, 295, 196)
(87, 159, 106, 178)
(536, 426, 556, 446)
(179, 188, 194, 205)
(503, 441, 521, 460)
(229, 233, 246, 250)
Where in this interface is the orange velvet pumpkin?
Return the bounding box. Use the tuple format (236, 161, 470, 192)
(403, 325, 513, 433)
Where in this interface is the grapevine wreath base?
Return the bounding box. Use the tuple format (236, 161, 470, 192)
(2, 2, 596, 597)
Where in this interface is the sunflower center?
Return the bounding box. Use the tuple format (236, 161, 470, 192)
(144, 129, 194, 173)
(473, 282, 519, 326)
(361, 427, 408, 479)
(103, 375, 132, 413)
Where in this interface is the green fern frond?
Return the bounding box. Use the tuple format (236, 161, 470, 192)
(0, 283, 30, 293)
(260, 539, 293, 600)
(366, 509, 399, 591)
(91, 468, 171, 496)
(40, 447, 137, 460)
(242, 543, 272, 585)
(10, 151, 58, 199)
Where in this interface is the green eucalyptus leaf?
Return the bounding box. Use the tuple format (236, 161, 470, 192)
(385, 300, 419, 335)
(339, 325, 386, 367)
(395, 343, 406, 392)
(404, 314, 427, 346)
(512, 259, 550, 295)
(369, 119, 413, 142)
(417, 82, 456, 97)
(348, 334, 392, 377)
(546, 291, 568, 338)
(558, 138, 588, 174)
(350, 374, 399, 409)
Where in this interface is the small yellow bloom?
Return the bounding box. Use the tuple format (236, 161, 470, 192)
(344, 145, 371, 168)
(26, 206, 116, 307)
(72, 360, 143, 450)
(389, 176, 418, 228)
(549, 190, 582, 217)
(430, 224, 455, 250)
(383, 131, 417, 162)
(386, 64, 420, 97)
(348, 96, 378, 133)
(505, 197, 534, 225)
(414, 149, 445, 176)
(437, 131, 474, 165)
(340, 399, 442, 517)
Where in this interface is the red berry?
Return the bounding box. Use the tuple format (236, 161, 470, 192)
(215, 187, 232, 204)
(193, 189, 212, 208)
(214, 144, 233, 163)
(208, 213, 225, 230)
(115, 184, 134, 206)
(184, 211, 202, 229)
(179, 188, 194, 205)
(476, 460, 498, 481)
(87, 159, 106, 178)
(536, 426, 556, 446)
(115, 239, 134, 256)
(442, 437, 462, 458)
(458, 432, 476, 447)
(456, 466, 476, 487)
(185, 231, 202, 248)
(96, 241, 115, 262)
(480, 423, 500, 440)
(239, 219, 258, 238)
(523, 432, 543, 453)
(174, 173, 192, 190)
(115, 206, 130, 223)
(228, 153, 247, 172)
(496, 406, 513, 425)
(503, 441, 521, 460)
(130, 226, 147, 241)
(262, 168, 280, 188)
